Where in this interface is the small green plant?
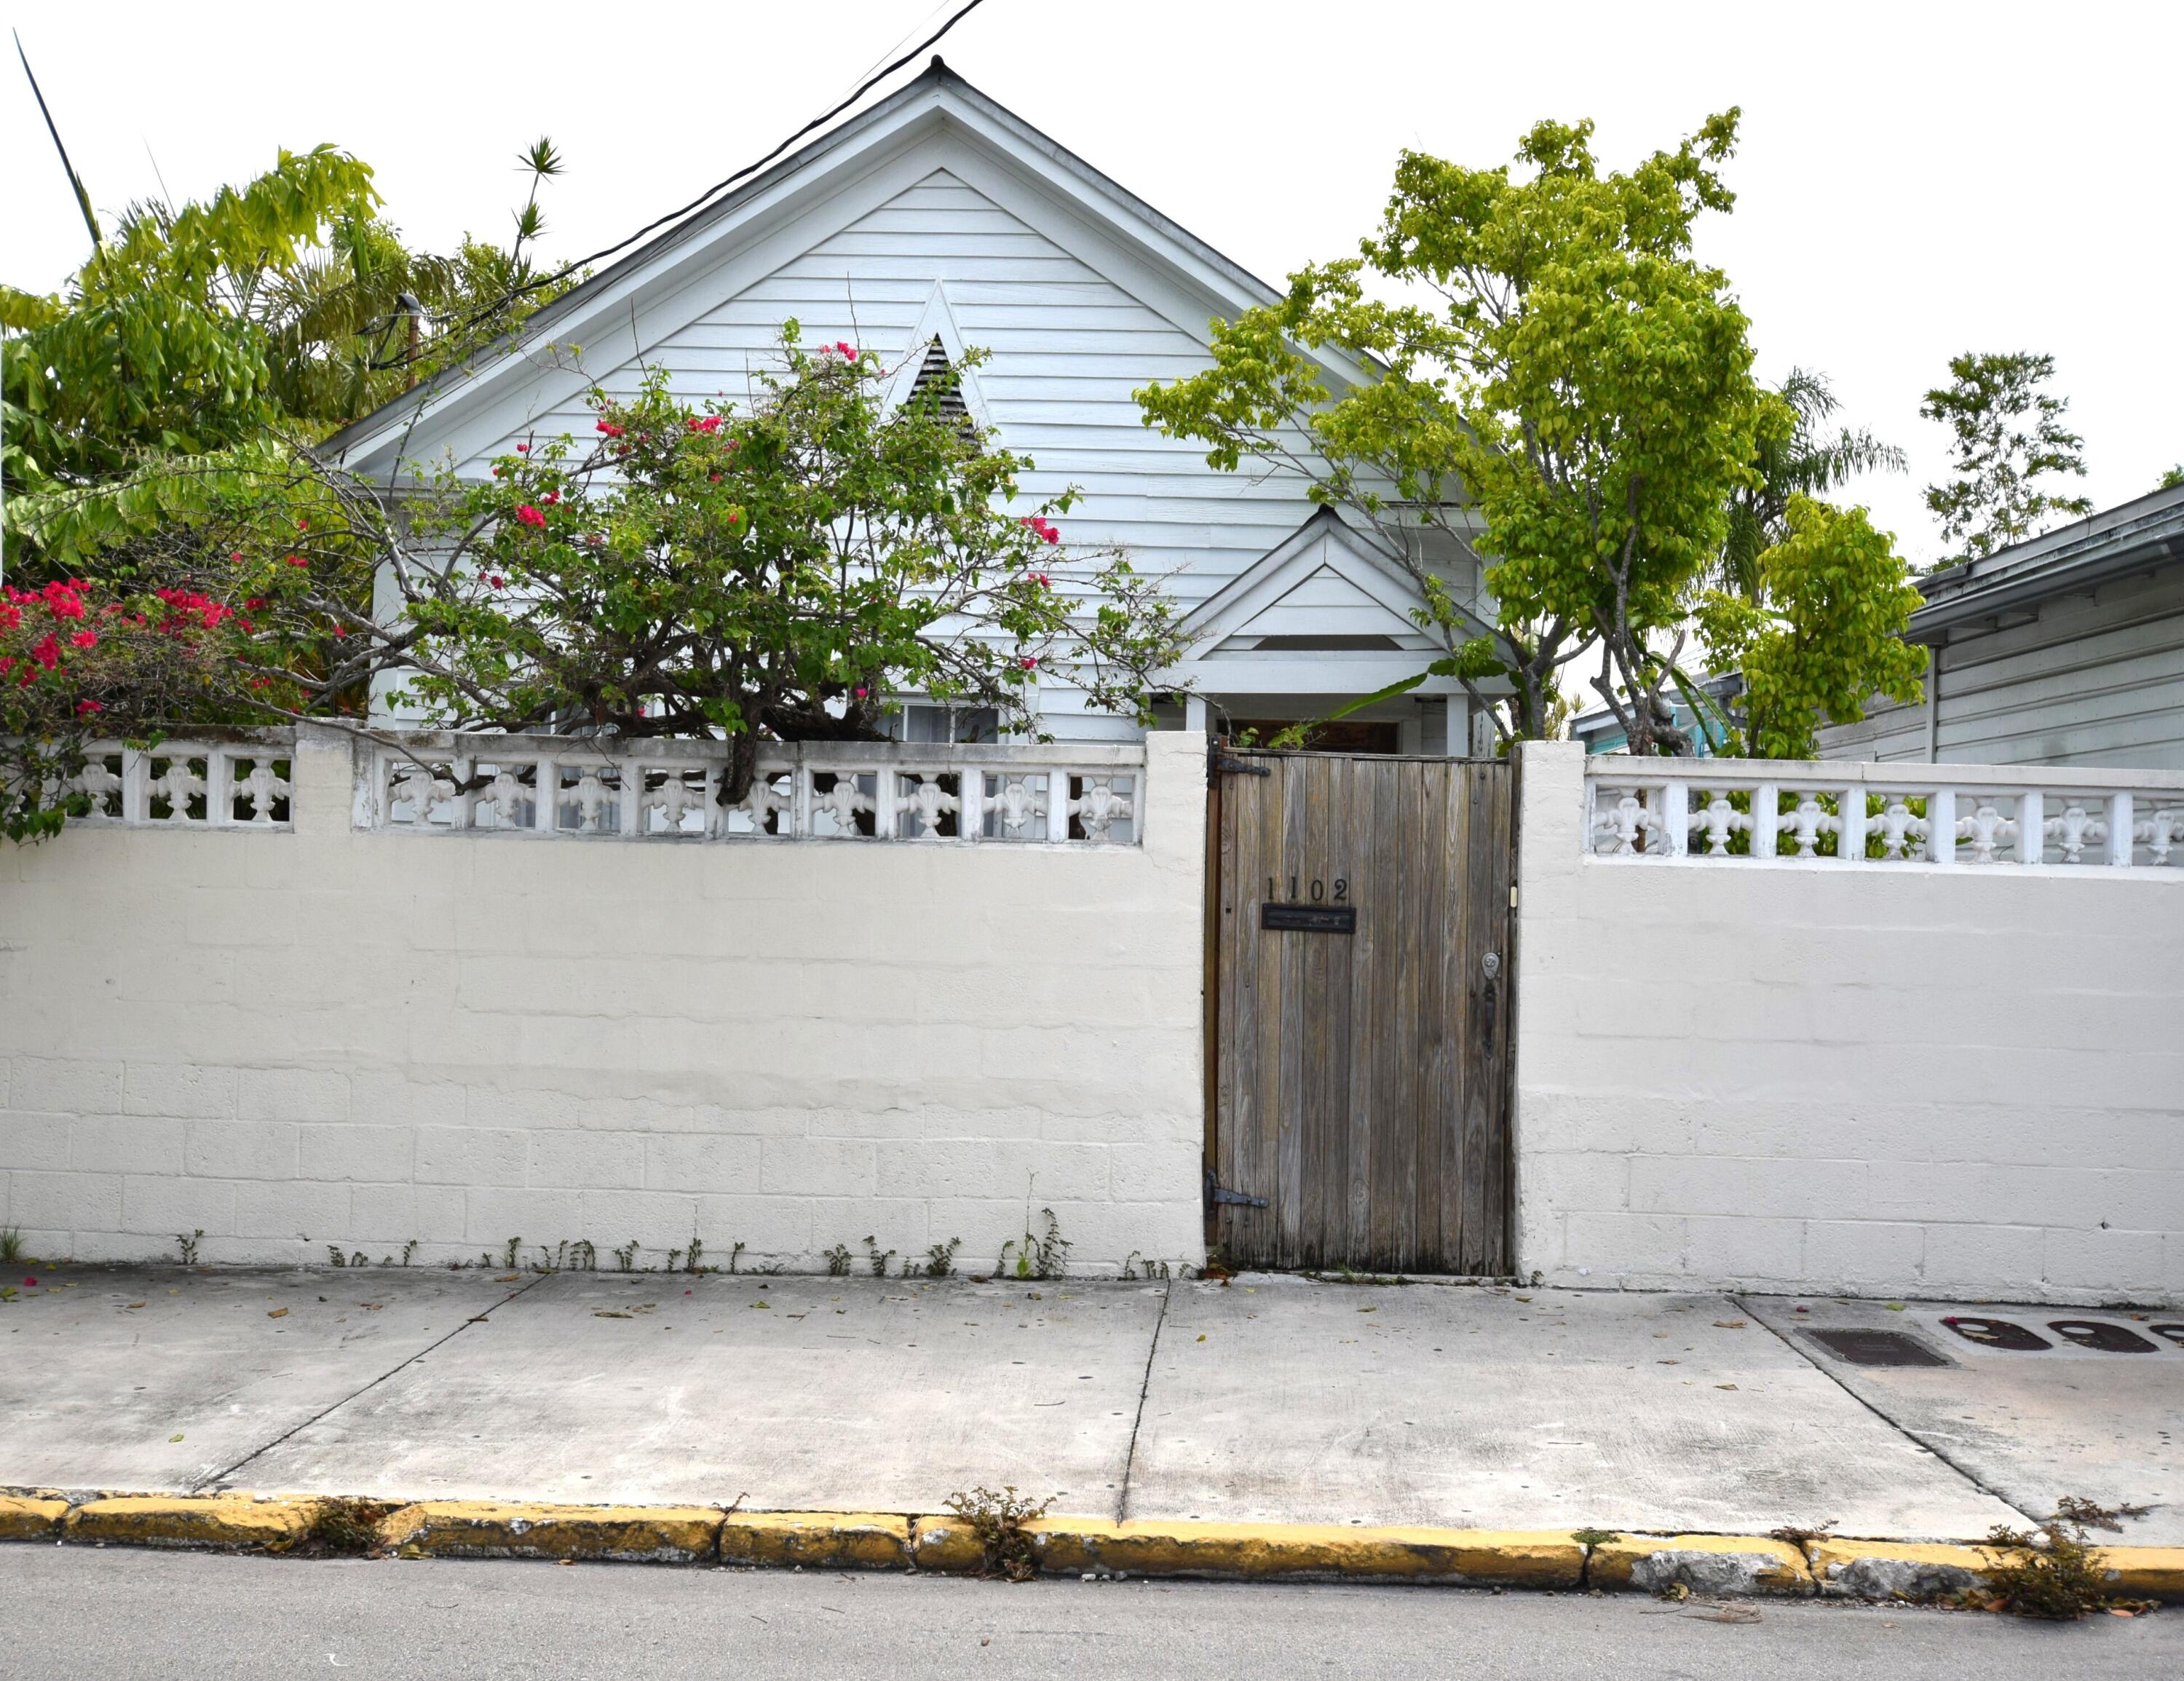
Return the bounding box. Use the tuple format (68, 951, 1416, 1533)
(568, 1239, 596, 1270)
(499, 1237, 523, 1270)
(1571, 1527, 1620, 1549)
(613, 1239, 638, 1273)
(307, 1497, 396, 1557)
(944, 1485, 1054, 1582)
(1120, 1252, 1171, 1281)
(922, 1238, 962, 1278)
(175, 1229, 202, 1266)
(328, 1246, 349, 1268)
(1977, 1508, 2153, 1619)
(686, 1238, 707, 1274)
(999, 1209, 1070, 1281)
(0, 1227, 23, 1263)
(400, 1239, 419, 1267)
(725, 1241, 746, 1275)
(666, 1246, 684, 1273)
(863, 1235, 895, 1278)
(823, 1243, 852, 1277)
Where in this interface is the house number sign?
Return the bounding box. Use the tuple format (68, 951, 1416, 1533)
(1261, 875, 1356, 933)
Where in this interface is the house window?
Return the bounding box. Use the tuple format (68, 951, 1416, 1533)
(890, 703, 1000, 744)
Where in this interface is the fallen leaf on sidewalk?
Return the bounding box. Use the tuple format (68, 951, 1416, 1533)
(1715, 1383, 1738, 1391)
(170, 1433, 184, 1442)
(1658, 1358, 1679, 1365)
(267, 1308, 288, 1318)
(593, 1310, 631, 1319)
(124, 1302, 145, 1310)
(1712, 1320, 1744, 1329)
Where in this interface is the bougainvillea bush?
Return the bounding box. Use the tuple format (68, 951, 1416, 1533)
(391, 323, 1190, 799)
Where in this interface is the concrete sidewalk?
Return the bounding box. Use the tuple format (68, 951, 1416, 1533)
(5, 1265, 2179, 1547)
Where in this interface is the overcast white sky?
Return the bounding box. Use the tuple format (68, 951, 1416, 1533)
(5, 1, 2178, 563)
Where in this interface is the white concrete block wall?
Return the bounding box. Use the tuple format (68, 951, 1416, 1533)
(1512, 740, 2184, 1305)
(0, 729, 1208, 1275)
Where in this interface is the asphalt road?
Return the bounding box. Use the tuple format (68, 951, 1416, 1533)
(0, 1549, 2170, 1681)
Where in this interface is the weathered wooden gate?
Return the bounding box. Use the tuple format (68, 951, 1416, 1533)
(1206, 748, 1516, 1273)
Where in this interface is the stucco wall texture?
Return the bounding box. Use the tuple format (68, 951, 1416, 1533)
(0, 729, 1208, 1275)
(1513, 740, 2184, 1305)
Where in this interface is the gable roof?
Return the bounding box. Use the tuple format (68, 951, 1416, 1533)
(325, 58, 1356, 480)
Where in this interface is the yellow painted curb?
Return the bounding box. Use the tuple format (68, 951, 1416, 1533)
(1589, 1533, 1811, 1596)
(906, 1514, 984, 1573)
(65, 1495, 318, 1551)
(1045, 1519, 1587, 1586)
(0, 1495, 69, 1542)
(2098, 1547, 2184, 1602)
(379, 1501, 720, 1563)
(1807, 1538, 1995, 1600)
(720, 1511, 911, 1571)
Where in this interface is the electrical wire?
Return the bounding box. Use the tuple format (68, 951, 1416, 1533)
(423, 0, 989, 350)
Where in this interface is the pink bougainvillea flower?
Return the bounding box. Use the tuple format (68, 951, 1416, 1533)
(297, 518, 310, 531)
(513, 505, 547, 529)
(71, 630, 98, 649)
(488, 575, 505, 590)
(1020, 655, 1038, 670)
(286, 554, 309, 567)
(31, 634, 60, 670)
(853, 686, 869, 699)
(687, 414, 721, 433)
(76, 699, 103, 715)
(596, 420, 625, 438)
(541, 491, 560, 505)
(515, 443, 529, 452)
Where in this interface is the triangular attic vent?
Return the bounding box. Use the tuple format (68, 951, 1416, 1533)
(907, 336, 976, 443)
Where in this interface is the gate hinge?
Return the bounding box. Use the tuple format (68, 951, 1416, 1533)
(1205, 1168, 1270, 1210)
(1210, 752, 1270, 780)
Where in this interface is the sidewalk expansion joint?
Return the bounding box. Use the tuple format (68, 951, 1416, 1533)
(1115, 1276, 1171, 1523)
(1730, 1293, 2042, 1527)
(194, 1271, 555, 1494)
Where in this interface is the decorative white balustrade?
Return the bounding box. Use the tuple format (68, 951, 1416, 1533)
(1584, 761, 2184, 869)
(58, 738, 293, 828)
(363, 735, 1142, 846)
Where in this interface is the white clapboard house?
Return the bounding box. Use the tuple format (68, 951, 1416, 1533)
(327, 58, 1490, 754)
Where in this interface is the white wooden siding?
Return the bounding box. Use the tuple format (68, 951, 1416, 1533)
(462, 170, 1328, 617)
(1820, 567, 2184, 769)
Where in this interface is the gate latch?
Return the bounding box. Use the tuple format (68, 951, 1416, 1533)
(1205, 1168, 1270, 1210)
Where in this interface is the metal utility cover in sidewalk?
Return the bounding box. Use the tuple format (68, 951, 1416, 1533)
(1805, 1328, 1952, 1367)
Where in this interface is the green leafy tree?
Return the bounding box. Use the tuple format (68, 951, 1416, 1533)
(389, 328, 1189, 799)
(2157, 464, 2183, 491)
(1715, 367, 1904, 601)
(1920, 352, 2092, 561)
(1138, 111, 1779, 755)
(1698, 497, 1927, 759)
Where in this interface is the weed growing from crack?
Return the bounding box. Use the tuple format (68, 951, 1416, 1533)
(823, 1243, 852, 1277)
(0, 1227, 23, 1264)
(945, 1485, 1053, 1582)
(686, 1238, 705, 1274)
(724, 1241, 746, 1275)
(1120, 1252, 1171, 1281)
(1975, 1507, 2156, 1619)
(306, 1497, 397, 1557)
(999, 1209, 1070, 1281)
(499, 1237, 523, 1270)
(1570, 1528, 1619, 1550)
(666, 1247, 684, 1273)
(922, 1238, 962, 1278)
(174, 1229, 202, 1266)
(863, 1235, 895, 1278)
(613, 1240, 638, 1273)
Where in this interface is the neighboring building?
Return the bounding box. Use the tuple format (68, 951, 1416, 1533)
(1570, 674, 1742, 757)
(327, 59, 1489, 753)
(1821, 483, 2184, 769)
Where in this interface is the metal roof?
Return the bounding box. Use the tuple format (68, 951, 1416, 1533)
(1910, 481, 2184, 641)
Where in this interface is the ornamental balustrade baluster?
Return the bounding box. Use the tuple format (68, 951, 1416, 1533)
(1959, 800, 2015, 865)
(1071, 776, 1131, 843)
(1591, 787, 1660, 855)
(738, 771, 788, 836)
(235, 759, 289, 825)
(568, 767, 612, 833)
(897, 774, 957, 837)
(814, 773, 869, 835)
(1875, 797, 1929, 861)
(2143, 808, 2181, 866)
(477, 768, 526, 828)
(151, 758, 205, 823)
(646, 771, 704, 834)
(1781, 791, 1841, 858)
(2046, 802, 2108, 865)
(984, 774, 1046, 839)
(73, 757, 124, 818)
(1695, 790, 1747, 855)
